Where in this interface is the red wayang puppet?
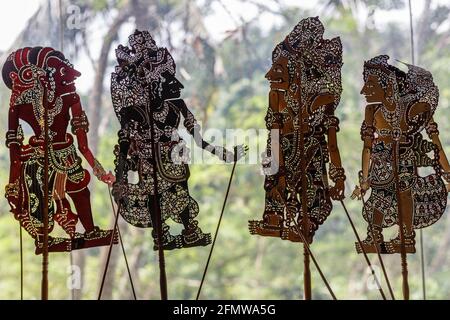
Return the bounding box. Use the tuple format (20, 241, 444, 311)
(2, 47, 117, 254)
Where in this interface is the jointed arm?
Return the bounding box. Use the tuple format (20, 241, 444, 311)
(426, 117, 450, 176)
(5, 106, 23, 212)
(6, 106, 22, 183)
(326, 110, 345, 180)
(267, 91, 285, 176)
(180, 103, 215, 153)
(70, 99, 114, 184)
(325, 107, 345, 200)
(350, 105, 375, 200)
(361, 105, 375, 188)
(115, 125, 132, 183)
(264, 91, 288, 202)
(71, 100, 95, 167)
(176, 99, 242, 162)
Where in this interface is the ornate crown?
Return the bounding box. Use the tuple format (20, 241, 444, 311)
(401, 61, 439, 117)
(271, 17, 343, 108)
(2, 47, 65, 106)
(114, 30, 176, 84)
(111, 30, 178, 123)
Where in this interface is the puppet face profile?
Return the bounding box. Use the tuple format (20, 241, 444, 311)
(361, 74, 388, 104)
(265, 56, 290, 91)
(47, 56, 80, 97)
(2, 47, 81, 106)
(160, 70, 184, 100)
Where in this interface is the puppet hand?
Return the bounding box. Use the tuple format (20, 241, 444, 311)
(101, 171, 116, 186)
(360, 181, 370, 194)
(330, 179, 345, 200)
(5, 181, 20, 215)
(214, 146, 230, 162)
(6, 196, 19, 215)
(233, 144, 248, 162)
(350, 186, 361, 200)
(350, 182, 369, 200)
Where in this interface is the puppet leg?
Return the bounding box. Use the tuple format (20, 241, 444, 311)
(65, 178, 118, 251)
(177, 182, 211, 248)
(53, 172, 78, 238)
(67, 188, 95, 232)
(385, 189, 416, 254)
(151, 222, 182, 250)
(249, 192, 286, 239)
(356, 207, 385, 254)
(179, 207, 211, 247)
(14, 170, 39, 239)
(66, 170, 95, 232)
(150, 193, 183, 250)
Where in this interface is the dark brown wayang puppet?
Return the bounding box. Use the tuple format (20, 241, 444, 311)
(249, 17, 345, 243)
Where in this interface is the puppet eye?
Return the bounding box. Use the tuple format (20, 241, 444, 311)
(60, 67, 66, 76)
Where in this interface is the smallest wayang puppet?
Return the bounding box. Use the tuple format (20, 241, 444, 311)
(111, 30, 246, 250)
(352, 55, 450, 254)
(3, 47, 117, 254)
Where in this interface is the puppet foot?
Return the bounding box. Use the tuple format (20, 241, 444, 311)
(153, 233, 183, 251)
(181, 232, 211, 248)
(54, 211, 78, 238)
(152, 227, 211, 250)
(84, 227, 118, 242)
(355, 225, 384, 254)
(181, 225, 212, 248)
(383, 229, 416, 254)
(31, 228, 119, 253)
(282, 226, 313, 244)
(35, 236, 72, 254)
(249, 213, 284, 238)
(153, 222, 212, 250)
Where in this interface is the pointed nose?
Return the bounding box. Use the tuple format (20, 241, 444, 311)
(73, 69, 81, 78)
(176, 77, 184, 89)
(360, 84, 366, 95)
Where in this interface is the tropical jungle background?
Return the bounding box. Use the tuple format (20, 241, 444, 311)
(1, 0, 450, 300)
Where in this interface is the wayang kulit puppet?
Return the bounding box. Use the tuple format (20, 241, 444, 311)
(2, 47, 117, 254)
(352, 55, 449, 254)
(111, 30, 245, 251)
(249, 17, 346, 243)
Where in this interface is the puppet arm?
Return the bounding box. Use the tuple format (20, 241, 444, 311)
(361, 105, 375, 192)
(5, 106, 23, 213)
(70, 99, 115, 185)
(426, 117, 450, 190)
(326, 108, 346, 200)
(263, 91, 287, 202)
(174, 99, 246, 162)
(111, 123, 132, 202)
(351, 104, 375, 199)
